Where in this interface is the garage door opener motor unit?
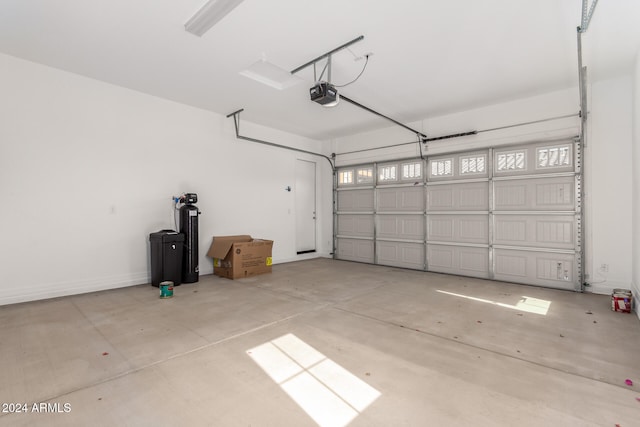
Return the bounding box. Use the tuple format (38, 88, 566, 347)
(310, 82, 338, 106)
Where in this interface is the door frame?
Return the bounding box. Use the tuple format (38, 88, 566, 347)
(295, 159, 317, 254)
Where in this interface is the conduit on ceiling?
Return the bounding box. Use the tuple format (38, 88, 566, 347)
(226, 109, 335, 172)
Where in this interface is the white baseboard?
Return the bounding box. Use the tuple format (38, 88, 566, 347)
(200, 266, 214, 275)
(1, 254, 333, 306)
(584, 280, 632, 295)
(274, 251, 332, 265)
(0, 272, 150, 306)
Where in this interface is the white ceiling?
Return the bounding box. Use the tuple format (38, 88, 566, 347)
(1, 0, 638, 140)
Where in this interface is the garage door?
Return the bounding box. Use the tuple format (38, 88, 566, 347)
(427, 150, 490, 279)
(335, 168, 375, 264)
(490, 142, 580, 290)
(335, 140, 582, 291)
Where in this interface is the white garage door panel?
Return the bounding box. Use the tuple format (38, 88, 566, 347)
(337, 189, 374, 212)
(493, 249, 575, 290)
(336, 238, 374, 263)
(427, 244, 489, 278)
(335, 140, 580, 291)
(377, 241, 424, 270)
(493, 214, 575, 250)
(377, 214, 424, 240)
(337, 215, 374, 238)
(427, 214, 489, 244)
(427, 182, 489, 211)
(494, 176, 575, 211)
(377, 186, 424, 212)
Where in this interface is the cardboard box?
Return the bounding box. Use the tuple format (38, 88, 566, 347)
(207, 235, 273, 280)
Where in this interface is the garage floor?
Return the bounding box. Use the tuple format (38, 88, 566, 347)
(1, 258, 639, 426)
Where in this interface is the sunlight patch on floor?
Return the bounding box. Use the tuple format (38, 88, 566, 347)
(247, 333, 381, 427)
(436, 290, 551, 315)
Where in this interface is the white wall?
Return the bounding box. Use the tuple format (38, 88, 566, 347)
(0, 53, 333, 306)
(587, 75, 634, 294)
(332, 80, 634, 296)
(633, 49, 640, 319)
(1, 49, 634, 305)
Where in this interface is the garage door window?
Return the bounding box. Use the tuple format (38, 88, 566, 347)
(401, 161, 422, 180)
(430, 159, 452, 177)
(496, 150, 526, 172)
(460, 155, 486, 175)
(357, 167, 374, 184)
(537, 145, 571, 169)
(379, 165, 398, 182)
(338, 169, 354, 186)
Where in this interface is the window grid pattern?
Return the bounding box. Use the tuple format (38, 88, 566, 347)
(430, 159, 453, 177)
(356, 167, 373, 184)
(497, 151, 526, 171)
(460, 155, 486, 174)
(378, 165, 397, 182)
(401, 162, 422, 179)
(338, 170, 353, 185)
(537, 145, 571, 168)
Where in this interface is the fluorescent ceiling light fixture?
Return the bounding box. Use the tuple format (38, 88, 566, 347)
(185, 0, 245, 36)
(239, 60, 304, 90)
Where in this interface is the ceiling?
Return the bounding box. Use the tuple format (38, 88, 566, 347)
(1, 1, 638, 141)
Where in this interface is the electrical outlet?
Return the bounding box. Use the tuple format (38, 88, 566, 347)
(600, 263, 609, 273)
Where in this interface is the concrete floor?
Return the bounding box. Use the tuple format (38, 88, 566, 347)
(1, 258, 639, 426)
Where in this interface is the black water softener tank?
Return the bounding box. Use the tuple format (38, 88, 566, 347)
(179, 193, 200, 283)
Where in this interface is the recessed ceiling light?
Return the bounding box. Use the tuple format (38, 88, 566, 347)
(239, 60, 303, 90)
(185, 0, 245, 37)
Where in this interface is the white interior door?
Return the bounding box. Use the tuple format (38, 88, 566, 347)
(296, 159, 316, 253)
